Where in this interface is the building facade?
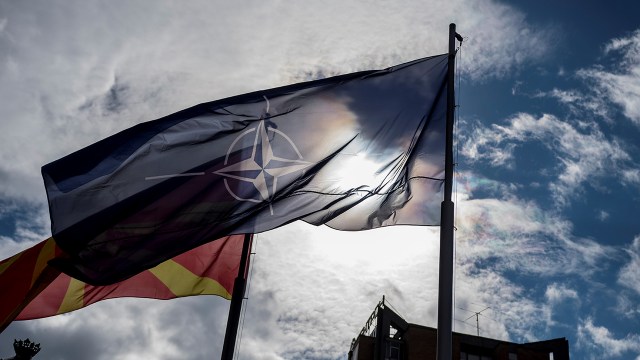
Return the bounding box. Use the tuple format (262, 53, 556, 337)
(348, 298, 569, 360)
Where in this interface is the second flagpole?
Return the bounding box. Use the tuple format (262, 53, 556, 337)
(221, 233, 252, 360)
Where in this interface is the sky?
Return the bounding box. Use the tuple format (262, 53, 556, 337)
(0, 1, 639, 359)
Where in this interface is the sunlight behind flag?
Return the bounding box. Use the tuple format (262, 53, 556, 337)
(333, 153, 387, 191)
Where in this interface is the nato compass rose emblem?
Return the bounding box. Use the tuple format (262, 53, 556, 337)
(213, 97, 312, 214)
(145, 97, 313, 215)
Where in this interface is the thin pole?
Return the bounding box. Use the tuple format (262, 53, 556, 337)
(221, 233, 252, 360)
(437, 23, 459, 360)
(463, 306, 489, 337)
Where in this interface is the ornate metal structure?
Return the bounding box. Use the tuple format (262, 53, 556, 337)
(1, 339, 41, 360)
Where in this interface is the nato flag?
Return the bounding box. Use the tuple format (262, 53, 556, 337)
(43, 54, 448, 285)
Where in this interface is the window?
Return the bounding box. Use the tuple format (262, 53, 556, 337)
(459, 352, 492, 360)
(385, 341, 401, 360)
(388, 346, 400, 360)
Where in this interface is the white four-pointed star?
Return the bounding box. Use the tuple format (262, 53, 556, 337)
(214, 120, 312, 205)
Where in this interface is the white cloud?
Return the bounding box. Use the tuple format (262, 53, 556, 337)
(512, 80, 523, 95)
(598, 210, 610, 221)
(2, 296, 233, 360)
(578, 30, 640, 126)
(455, 172, 614, 276)
(545, 283, 579, 304)
(461, 113, 631, 206)
(534, 88, 612, 121)
(533, 29, 640, 130)
(604, 34, 637, 54)
(543, 88, 581, 103)
(0, 203, 50, 258)
(618, 236, 640, 295)
(577, 317, 640, 359)
(614, 293, 640, 319)
(446, 173, 616, 343)
(541, 283, 580, 329)
(623, 168, 640, 185)
(453, 266, 552, 342)
(452, 1, 552, 80)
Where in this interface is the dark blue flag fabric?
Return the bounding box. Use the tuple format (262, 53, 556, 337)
(43, 54, 448, 285)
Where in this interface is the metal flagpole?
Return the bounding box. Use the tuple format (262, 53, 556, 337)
(221, 233, 252, 360)
(437, 23, 462, 360)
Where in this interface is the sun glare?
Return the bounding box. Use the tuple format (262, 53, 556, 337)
(298, 223, 440, 268)
(337, 153, 386, 190)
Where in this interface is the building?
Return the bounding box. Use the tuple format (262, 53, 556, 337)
(348, 298, 569, 360)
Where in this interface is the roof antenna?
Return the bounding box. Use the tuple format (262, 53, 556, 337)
(464, 307, 490, 336)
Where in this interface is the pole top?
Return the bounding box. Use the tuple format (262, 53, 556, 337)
(449, 23, 463, 43)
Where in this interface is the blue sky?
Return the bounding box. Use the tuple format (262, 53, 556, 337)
(1, 1, 640, 359)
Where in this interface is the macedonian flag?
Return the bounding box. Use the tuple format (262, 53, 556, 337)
(0, 234, 249, 333)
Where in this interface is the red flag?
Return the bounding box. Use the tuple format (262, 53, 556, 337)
(0, 235, 249, 331)
(0, 238, 61, 332)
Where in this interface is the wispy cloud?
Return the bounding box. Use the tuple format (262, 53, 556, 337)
(597, 210, 610, 221)
(448, 173, 616, 343)
(531, 30, 640, 129)
(545, 283, 579, 304)
(453, 266, 553, 342)
(618, 236, 640, 295)
(454, 1, 552, 80)
(461, 113, 631, 206)
(0, 201, 50, 258)
(534, 88, 611, 120)
(623, 168, 640, 185)
(577, 317, 640, 359)
(614, 293, 640, 319)
(578, 30, 640, 126)
(455, 172, 615, 275)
